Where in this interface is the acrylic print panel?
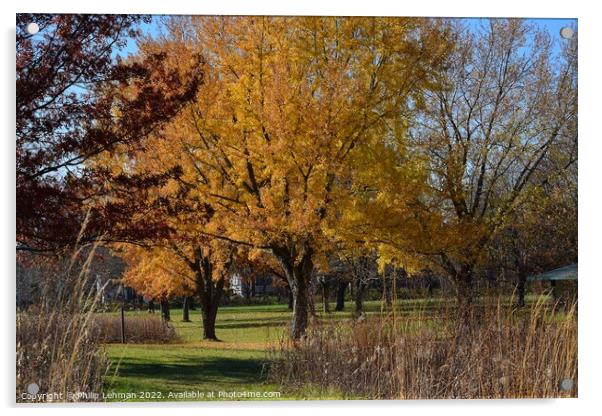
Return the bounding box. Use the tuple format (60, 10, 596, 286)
(16, 14, 577, 402)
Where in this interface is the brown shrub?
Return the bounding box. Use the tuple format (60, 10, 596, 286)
(268, 298, 577, 399)
(16, 244, 109, 403)
(91, 314, 178, 344)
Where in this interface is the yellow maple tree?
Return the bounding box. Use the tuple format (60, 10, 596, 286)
(105, 16, 451, 338)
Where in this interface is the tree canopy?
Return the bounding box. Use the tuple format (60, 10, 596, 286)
(18, 16, 577, 339)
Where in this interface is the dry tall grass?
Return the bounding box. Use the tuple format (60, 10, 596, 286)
(91, 314, 178, 343)
(16, 243, 109, 402)
(268, 298, 577, 399)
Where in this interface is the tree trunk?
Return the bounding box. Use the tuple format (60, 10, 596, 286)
(354, 279, 366, 318)
(273, 244, 314, 339)
(383, 272, 393, 310)
(244, 279, 251, 301)
(192, 249, 227, 341)
(427, 279, 435, 297)
(440, 254, 475, 320)
(291, 280, 309, 339)
(308, 277, 317, 318)
(182, 296, 191, 322)
(516, 271, 527, 308)
(454, 265, 474, 325)
(147, 299, 155, 313)
(287, 287, 293, 310)
(198, 292, 222, 341)
(335, 281, 346, 311)
(197, 276, 224, 341)
(321, 279, 330, 313)
(160, 298, 170, 322)
(201, 302, 219, 340)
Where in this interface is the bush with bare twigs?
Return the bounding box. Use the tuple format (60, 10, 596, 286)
(91, 314, 178, 344)
(16, 244, 109, 403)
(268, 298, 577, 399)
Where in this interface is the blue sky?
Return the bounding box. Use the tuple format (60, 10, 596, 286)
(466, 17, 576, 33)
(530, 18, 577, 32)
(116, 16, 578, 59)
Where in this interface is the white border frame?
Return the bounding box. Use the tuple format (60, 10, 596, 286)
(3, 2, 599, 416)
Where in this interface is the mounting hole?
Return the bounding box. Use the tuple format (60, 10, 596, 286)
(26, 22, 39, 35)
(560, 27, 574, 40)
(26, 382, 40, 395)
(559, 378, 573, 391)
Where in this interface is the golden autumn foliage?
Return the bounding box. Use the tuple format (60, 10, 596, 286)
(98, 17, 576, 337)
(121, 246, 195, 301)
(101, 16, 452, 338)
(129, 16, 449, 254)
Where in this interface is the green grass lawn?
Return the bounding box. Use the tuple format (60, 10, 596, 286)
(104, 302, 347, 401)
(103, 295, 552, 402)
(104, 299, 412, 401)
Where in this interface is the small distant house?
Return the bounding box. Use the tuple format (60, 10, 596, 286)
(229, 272, 279, 297)
(528, 263, 577, 304)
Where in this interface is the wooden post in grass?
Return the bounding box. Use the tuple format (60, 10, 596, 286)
(120, 283, 126, 344)
(120, 304, 125, 343)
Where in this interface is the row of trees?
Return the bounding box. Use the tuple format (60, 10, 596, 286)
(17, 16, 577, 340)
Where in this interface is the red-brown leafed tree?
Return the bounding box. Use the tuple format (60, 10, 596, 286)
(16, 14, 203, 252)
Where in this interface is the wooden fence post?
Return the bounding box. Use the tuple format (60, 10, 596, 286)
(120, 304, 125, 343)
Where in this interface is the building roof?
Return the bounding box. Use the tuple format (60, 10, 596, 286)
(527, 263, 578, 281)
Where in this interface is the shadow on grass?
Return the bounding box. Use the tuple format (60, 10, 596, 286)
(216, 321, 288, 330)
(215, 315, 290, 328)
(113, 355, 266, 386)
(219, 306, 292, 314)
